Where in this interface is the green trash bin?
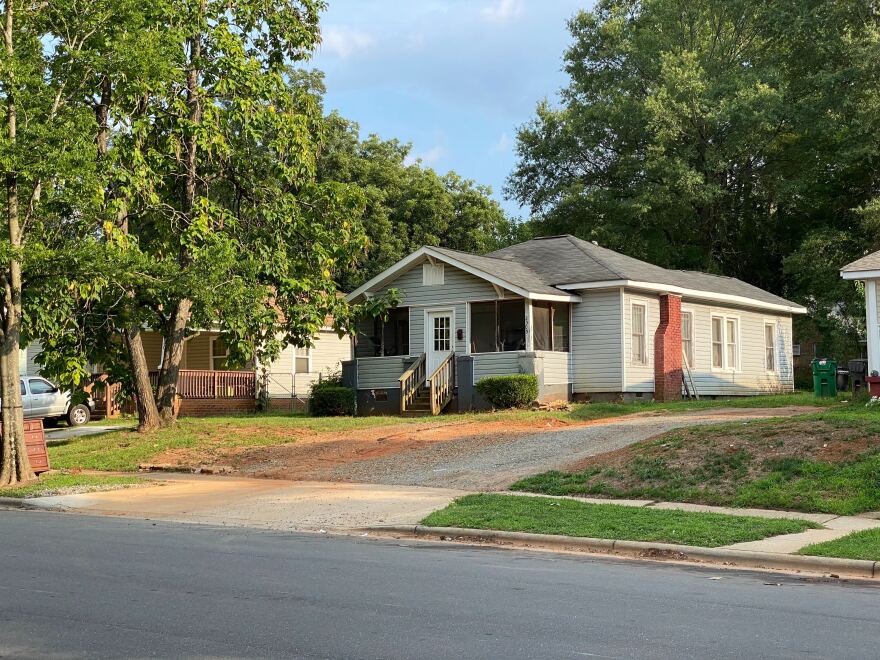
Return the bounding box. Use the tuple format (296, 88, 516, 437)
(811, 358, 837, 397)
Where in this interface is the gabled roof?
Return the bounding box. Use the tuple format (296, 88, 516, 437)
(841, 249, 880, 278)
(347, 235, 806, 314)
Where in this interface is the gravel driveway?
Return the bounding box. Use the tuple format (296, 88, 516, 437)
(327, 407, 817, 490)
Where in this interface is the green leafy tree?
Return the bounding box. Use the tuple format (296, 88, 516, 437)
(508, 0, 880, 354)
(317, 112, 515, 289)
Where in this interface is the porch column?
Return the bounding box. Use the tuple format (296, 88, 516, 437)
(866, 279, 880, 375)
(654, 293, 682, 402)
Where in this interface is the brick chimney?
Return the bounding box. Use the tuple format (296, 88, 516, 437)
(654, 294, 682, 402)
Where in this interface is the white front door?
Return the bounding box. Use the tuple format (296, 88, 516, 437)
(426, 310, 453, 376)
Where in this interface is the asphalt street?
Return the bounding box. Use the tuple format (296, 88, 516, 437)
(0, 510, 878, 659)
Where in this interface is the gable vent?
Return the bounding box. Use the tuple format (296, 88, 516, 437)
(423, 262, 445, 286)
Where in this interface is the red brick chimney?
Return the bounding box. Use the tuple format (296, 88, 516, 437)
(654, 294, 682, 402)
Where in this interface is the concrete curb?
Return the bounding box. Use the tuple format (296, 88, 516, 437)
(365, 525, 878, 579)
(0, 496, 67, 511)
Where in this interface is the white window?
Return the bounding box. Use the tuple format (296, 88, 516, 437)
(711, 317, 724, 369)
(422, 262, 445, 286)
(631, 303, 646, 364)
(765, 323, 777, 372)
(681, 311, 694, 368)
(711, 315, 739, 370)
(294, 347, 310, 374)
(210, 337, 229, 371)
(433, 315, 451, 352)
(726, 318, 739, 369)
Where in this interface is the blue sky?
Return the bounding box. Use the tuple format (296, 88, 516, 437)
(309, 0, 588, 218)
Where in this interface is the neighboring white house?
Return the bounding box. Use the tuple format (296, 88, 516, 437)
(841, 249, 880, 378)
(346, 235, 806, 415)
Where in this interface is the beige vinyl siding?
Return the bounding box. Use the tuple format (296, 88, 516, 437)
(142, 331, 164, 370)
(570, 289, 623, 393)
(684, 302, 794, 395)
(537, 351, 571, 385)
(357, 356, 407, 389)
(623, 292, 660, 393)
(184, 334, 212, 370)
(473, 352, 523, 383)
(266, 330, 352, 398)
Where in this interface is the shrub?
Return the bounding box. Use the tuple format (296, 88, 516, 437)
(310, 386, 355, 417)
(476, 374, 539, 409)
(311, 371, 343, 393)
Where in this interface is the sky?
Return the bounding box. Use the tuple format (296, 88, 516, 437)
(309, 0, 588, 219)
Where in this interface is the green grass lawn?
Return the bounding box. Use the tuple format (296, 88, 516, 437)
(421, 493, 819, 547)
(0, 472, 143, 498)
(798, 528, 880, 561)
(512, 400, 880, 516)
(50, 391, 827, 473)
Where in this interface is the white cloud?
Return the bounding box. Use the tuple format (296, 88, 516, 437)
(320, 26, 375, 60)
(490, 132, 512, 154)
(405, 145, 444, 167)
(481, 0, 525, 23)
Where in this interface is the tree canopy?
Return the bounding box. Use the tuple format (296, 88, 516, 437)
(508, 0, 880, 354)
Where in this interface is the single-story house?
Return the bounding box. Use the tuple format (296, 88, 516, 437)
(345, 235, 806, 415)
(841, 249, 880, 395)
(20, 327, 350, 416)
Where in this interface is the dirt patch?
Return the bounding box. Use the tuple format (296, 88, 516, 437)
(149, 417, 578, 480)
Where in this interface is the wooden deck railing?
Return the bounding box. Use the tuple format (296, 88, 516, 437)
(398, 354, 426, 414)
(149, 370, 256, 399)
(428, 353, 455, 415)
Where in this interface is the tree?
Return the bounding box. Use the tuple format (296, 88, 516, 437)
(317, 112, 515, 290)
(0, 0, 102, 483)
(508, 0, 880, 354)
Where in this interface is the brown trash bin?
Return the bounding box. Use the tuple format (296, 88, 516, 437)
(5, 419, 51, 474)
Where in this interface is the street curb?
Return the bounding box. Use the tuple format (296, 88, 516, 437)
(364, 525, 878, 579)
(0, 496, 67, 511)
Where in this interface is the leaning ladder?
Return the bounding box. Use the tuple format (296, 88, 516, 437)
(682, 349, 699, 400)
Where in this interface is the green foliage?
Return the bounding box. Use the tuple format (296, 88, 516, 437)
(509, 0, 880, 353)
(800, 528, 880, 561)
(421, 494, 817, 548)
(475, 374, 539, 409)
(317, 112, 517, 289)
(309, 386, 355, 417)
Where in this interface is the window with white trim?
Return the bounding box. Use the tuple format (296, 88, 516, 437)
(711, 315, 739, 370)
(726, 318, 738, 369)
(681, 311, 694, 368)
(711, 317, 724, 369)
(294, 347, 310, 374)
(210, 337, 229, 371)
(631, 303, 646, 364)
(764, 323, 777, 372)
(422, 262, 444, 286)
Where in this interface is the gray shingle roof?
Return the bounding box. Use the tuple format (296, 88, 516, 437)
(841, 249, 880, 273)
(429, 246, 564, 297)
(484, 235, 802, 309)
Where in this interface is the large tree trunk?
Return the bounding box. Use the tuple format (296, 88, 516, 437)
(0, 0, 33, 486)
(155, 300, 192, 422)
(156, 11, 202, 423)
(125, 326, 161, 432)
(95, 78, 162, 431)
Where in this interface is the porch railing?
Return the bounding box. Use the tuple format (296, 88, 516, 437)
(149, 369, 256, 399)
(428, 353, 455, 415)
(398, 353, 426, 413)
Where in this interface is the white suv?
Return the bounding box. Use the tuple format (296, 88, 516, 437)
(18, 377, 94, 426)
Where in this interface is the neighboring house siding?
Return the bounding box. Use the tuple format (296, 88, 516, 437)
(473, 352, 523, 384)
(537, 351, 571, 385)
(623, 291, 660, 393)
(357, 356, 407, 389)
(266, 330, 351, 398)
(570, 289, 623, 393)
(683, 302, 794, 396)
(20, 341, 42, 376)
(142, 332, 164, 370)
